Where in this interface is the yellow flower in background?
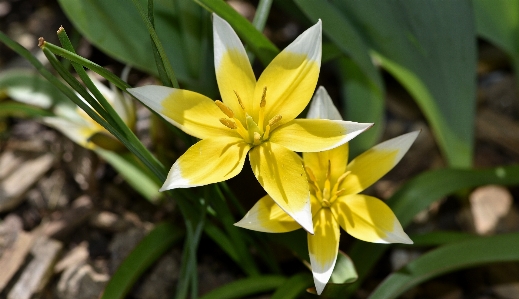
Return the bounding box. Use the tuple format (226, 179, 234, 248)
(235, 86, 418, 294)
(43, 76, 135, 150)
(127, 14, 372, 233)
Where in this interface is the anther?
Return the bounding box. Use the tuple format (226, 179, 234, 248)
(233, 90, 245, 110)
(219, 118, 237, 129)
(335, 189, 346, 197)
(305, 167, 317, 182)
(336, 171, 351, 186)
(215, 100, 234, 118)
(267, 115, 282, 127)
(260, 87, 267, 107)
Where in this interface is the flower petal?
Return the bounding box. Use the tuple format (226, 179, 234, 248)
(331, 194, 412, 244)
(269, 119, 372, 152)
(234, 195, 301, 233)
(303, 143, 349, 189)
(42, 117, 95, 149)
(340, 131, 420, 194)
(128, 86, 236, 139)
(161, 137, 251, 190)
(249, 142, 313, 234)
(254, 20, 322, 124)
(308, 208, 340, 295)
(213, 14, 256, 123)
(307, 86, 343, 120)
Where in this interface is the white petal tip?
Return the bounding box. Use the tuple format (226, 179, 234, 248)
(291, 207, 314, 234)
(311, 261, 334, 295)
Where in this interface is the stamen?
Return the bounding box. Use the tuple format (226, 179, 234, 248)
(215, 100, 234, 118)
(219, 118, 237, 129)
(335, 189, 346, 197)
(260, 87, 267, 107)
(326, 160, 331, 180)
(336, 171, 351, 186)
(263, 125, 272, 140)
(233, 90, 245, 110)
(268, 115, 282, 127)
(258, 86, 267, 129)
(305, 166, 317, 183)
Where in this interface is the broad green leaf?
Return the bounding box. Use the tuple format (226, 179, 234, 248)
(57, 0, 216, 95)
(339, 57, 384, 156)
(0, 69, 73, 111)
(473, 0, 519, 86)
(368, 233, 519, 299)
(271, 273, 312, 299)
(199, 275, 286, 299)
(195, 0, 279, 66)
(100, 222, 183, 299)
(94, 148, 161, 203)
(295, 0, 385, 154)
(333, 0, 477, 168)
(0, 102, 53, 118)
(346, 165, 519, 297)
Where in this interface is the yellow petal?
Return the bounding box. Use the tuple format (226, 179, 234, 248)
(303, 143, 349, 189)
(269, 119, 372, 152)
(249, 142, 313, 234)
(213, 14, 256, 124)
(234, 195, 301, 233)
(340, 131, 420, 194)
(307, 86, 343, 120)
(331, 194, 412, 244)
(253, 21, 321, 124)
(127, 86, 236, 139)
(308, 208, 340, 295)
(161, 137, 251, 190)
(42, 117, 96, 149)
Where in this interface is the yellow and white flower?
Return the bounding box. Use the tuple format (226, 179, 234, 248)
(127, 14, 372, 233)
(235, 86, 417, 294)
(43, 76, 134, 150)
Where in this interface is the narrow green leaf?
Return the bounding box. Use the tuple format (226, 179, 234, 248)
(346, 165, 519, 297)
(203, 224, 239, 262)
(271, 273, 312, 299)
(199, 275, 286, 299)
(101, 222, 183, 299)
(0, 102, 53, 118)
(409, 231, 478, 247)
(368, 233, 519, 299)
(195, 0, 279, 66)
(94, 148, 161, 203)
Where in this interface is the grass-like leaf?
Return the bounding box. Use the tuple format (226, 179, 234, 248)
(368, 233, 519, 299)
(100, 222, 184, 299)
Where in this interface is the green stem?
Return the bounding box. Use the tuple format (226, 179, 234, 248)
(131, 0, 179, 88)
(57, 27, 129, 135)
(247, 0, 273, 63)
(41, 41, 130, 91)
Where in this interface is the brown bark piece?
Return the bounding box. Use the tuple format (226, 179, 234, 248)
(7, 236, 62, 299)
(0, 152, 54, 212)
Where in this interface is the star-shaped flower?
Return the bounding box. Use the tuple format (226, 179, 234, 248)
(43, 76, 134, 150)
(235, 86, 417, 294)
(128, 14, 372, 232)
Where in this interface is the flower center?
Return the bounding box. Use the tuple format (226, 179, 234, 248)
(215, 87, 282, 146)
(305, 161, 350, 208)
